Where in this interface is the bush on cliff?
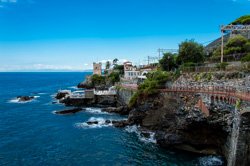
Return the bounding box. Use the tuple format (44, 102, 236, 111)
(129, 71, 170, 108)
(108, 72, 120, 84)
(241, 53, 250, 62)
(91, 74, 106, 86)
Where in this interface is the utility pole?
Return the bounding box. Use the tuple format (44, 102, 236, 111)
(221, 30, 224, 63)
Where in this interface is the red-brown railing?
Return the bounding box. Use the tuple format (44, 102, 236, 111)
(162, 86, 250, 102)
(119, 84, 250, 102)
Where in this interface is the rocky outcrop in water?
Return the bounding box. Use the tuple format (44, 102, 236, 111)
(102, 106, 129, 115)
(17, 96, 35, 102)
(54, 108, 83, 114)
(55, 91, 70, 100)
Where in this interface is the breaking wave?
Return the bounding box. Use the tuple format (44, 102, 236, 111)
(85, 108, 109, 115)
(125, 125, 156, 144)
(75, 117, 113, 129)
(198, 156, 224, 166)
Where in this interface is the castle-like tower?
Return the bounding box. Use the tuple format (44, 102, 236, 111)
(93, 62, 102, 75)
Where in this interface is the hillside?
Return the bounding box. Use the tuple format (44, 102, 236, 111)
(205, 15, 250, 53)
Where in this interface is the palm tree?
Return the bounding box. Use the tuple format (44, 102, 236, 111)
(106, 61, 111, 70)
(113, 58, 118, 65)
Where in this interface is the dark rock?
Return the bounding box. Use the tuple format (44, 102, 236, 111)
(86, 121, 99, 125)
(140, 131, 151, 138)
(105, 120, 111, 124)
(55, 91, 70, 100)
(112, 120, 129, 128)
(77, 81, 93, 89)
(102, 106, 129, 115)
(60, 97, 95, 107)
(126, 93, 230, 157)
(17, 96, 35, 102)
(55, 108, 83, 114)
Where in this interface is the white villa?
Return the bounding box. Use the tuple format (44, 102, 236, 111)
(123, 61, 140, 80)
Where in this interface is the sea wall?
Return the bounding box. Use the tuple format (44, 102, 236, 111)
(117, 88, 135, 105)
(234, 111, 250, 166)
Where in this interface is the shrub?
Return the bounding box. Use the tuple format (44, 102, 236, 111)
(91, 74, 106, 86)
(129, 71, 170, 108)
(216, 62, 229, 70)
(108, 72, 120, 84)
(241, 53, 250, 62)
(129, 91, 140, 108)
(178, 40, 205, 64)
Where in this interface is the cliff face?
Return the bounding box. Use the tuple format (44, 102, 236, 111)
(234, 112, 250, 166)
(127, 93, 230, 156)
(124, 90, 250, 165)
(117, 88, 135, 106)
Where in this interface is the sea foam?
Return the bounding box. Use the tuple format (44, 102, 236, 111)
(75, 117, 113, 129)
(125, 125, 156, 144)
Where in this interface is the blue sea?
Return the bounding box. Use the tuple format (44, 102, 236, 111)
(0, 72, 224, 166)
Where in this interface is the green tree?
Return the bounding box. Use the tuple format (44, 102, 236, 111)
(108, 72, 120, 84)
(113, 58, 119, 65)
(105, 61, 111, 70)
(91, 74, 106, 86)
(224, 35, 248, 55)
(159, 53, 177, 71)
(113, 64, 124, 75)
(177, 40, 205, 64)
(241, 53, 250, 62)
(232, 15, 250, 25)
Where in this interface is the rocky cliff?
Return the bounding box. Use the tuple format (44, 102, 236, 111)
(126, 93, 231, 156)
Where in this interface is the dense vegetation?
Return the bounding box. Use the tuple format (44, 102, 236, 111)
(177, 40, 205, 64)
(208, 15, 250, 62)
(158, 40, 205, 72)
(159, 53, 177, 71)
(211, 35, 250, 62)
(129, 71, 170, 107)
(231, 15, 250, 25)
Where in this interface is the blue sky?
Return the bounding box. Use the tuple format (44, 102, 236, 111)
(0, 0, 250, 71)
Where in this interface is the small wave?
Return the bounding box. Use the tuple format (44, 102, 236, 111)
(198, 156, 224, 166)
(75, 117, 113, 129)
(85, 108, 109, 115)
(125, 125, 156, 144)
(32, 92, 47, 95)
(37, 93, 47, 95)
(8, 98, 22, 103)
(68, 86, 78, 90)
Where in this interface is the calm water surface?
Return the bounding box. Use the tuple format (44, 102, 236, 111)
(0, 72, 224, 166)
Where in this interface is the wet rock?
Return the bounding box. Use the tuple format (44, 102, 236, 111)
(17, 96, 35, 102)
(112, 120, 129, 128)
(105, 120, 111, 124)
(126, 93, 230, 157)
(55, 91, 70, 100)
(60, 97, 95, 107)
(55, 108, 83, 114)
(77, 81, 93, 89)
(102, 106, 129, 115)
(140, 131, 151, 138)
(86, 121, 99, 125)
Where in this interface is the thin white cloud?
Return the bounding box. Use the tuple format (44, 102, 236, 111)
(0, 64, 89, 72)
(0, 0, 17, 3)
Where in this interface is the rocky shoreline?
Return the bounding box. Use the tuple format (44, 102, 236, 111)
(53, 71, 250, 166)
